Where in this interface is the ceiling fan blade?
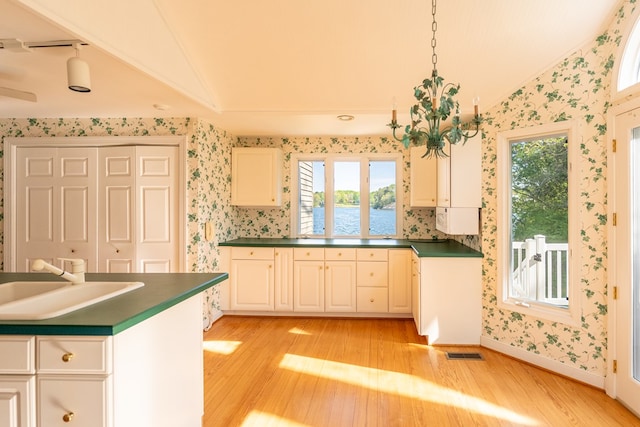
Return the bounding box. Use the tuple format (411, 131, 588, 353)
(0, 87, 37, 102)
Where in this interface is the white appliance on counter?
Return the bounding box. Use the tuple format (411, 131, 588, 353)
(436, 207, 479, 235)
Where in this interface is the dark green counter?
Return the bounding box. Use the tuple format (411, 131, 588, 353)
(0, 273, 228, 336)
(219, 238, 483, 258)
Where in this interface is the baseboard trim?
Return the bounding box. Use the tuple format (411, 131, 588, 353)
(481, 336, 605, 389)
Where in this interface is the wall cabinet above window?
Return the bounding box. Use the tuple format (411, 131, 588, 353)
(231, 147, 282, 207)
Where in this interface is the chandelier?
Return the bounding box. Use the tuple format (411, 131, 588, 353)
(388, 0, 482, 158)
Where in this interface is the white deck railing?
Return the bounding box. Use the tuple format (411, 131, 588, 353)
(512, 235, 569, 306)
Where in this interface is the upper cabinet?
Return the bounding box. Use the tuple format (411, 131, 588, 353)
(231, 147, 282, 207)
(437, 134, 482, 208)
(409, 147, 438, 207)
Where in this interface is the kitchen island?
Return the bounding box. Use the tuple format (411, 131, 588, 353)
(0, 272, 227, 427)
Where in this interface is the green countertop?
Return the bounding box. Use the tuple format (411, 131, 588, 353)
(0, 272, 228, 336)
(219, 238, 483, 258)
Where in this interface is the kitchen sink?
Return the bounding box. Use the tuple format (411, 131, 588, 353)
(0, 281, 144, 320)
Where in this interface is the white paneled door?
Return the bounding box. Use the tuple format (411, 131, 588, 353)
(14, 144, 179, 274)
(613, 107, 640, 415)
(16, 147, 98, 272)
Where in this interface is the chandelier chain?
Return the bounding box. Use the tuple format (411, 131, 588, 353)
(431, 0, 438, 69)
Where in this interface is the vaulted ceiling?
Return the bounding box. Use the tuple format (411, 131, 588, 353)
(0, 0, 620, 136)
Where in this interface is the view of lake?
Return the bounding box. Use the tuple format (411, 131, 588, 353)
(313, 207, 396, 236)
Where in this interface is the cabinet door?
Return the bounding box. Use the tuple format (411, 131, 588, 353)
(388, 249, 412, 313)
(325, 261, 356, 312)
(231, 148, 282, 207)
(436, 149, 451, 207)
(437, 134, 481, 208)
(293, 261, 324, 311)
(411, 254, 421, 334)
(410, 147, 437, 207)
(274, 248, 294, 311)
(0, 376, 35, 427)
(38, 375, 110, 427)
(230, 259, 274, 311)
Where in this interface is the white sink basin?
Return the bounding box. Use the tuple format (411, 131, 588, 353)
(0, 281, 144, 320)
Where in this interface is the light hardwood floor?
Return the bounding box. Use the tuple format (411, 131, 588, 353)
(203, 317, 640, 426)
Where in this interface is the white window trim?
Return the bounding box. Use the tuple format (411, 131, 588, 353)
(290, 153, 403, 239)
(496, 121, 581, 326)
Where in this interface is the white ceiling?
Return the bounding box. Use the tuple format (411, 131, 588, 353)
(0, 0, 620, 137)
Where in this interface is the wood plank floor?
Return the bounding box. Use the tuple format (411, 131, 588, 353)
(203, 317, 640, 426)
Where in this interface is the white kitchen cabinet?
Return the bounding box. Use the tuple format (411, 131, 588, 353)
(0, 336, 36, 427)
(356, 249, 388, 313)
(414, 256, 482, 344)
(411, 253, 421, 334)
(437, 133, 482, 208)
(231, 147, 282, 207)
(324, 248, 357, 312)
(274, 248, 294, 311)
(293, 248, 325, 312)
(0, 295, 203, 427)
(410, 147, 438, 207)
(388, 249, 412, 313)
(230, 247, 275, 311)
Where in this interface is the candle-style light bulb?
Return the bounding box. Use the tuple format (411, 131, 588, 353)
(473, 96, 480, 116)
(392, 97, 397, 123)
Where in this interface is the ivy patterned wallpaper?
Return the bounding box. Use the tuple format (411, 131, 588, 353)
(478, 0, 636, 375)
(0, 117, 236, 328)
(233, 136, 465, 243)
(0, 0, 637, 376)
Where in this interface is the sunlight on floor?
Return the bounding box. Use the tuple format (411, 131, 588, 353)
(288, 327, 311, 335)
(240, 410, 311, 427)
(279, 353, 540, 426)
(203, 340, 242, 355)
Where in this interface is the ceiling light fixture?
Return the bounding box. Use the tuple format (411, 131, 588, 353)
(67, 43, 91, 93)
(337, 114, 354, 121)
(388, 0, 481, 158)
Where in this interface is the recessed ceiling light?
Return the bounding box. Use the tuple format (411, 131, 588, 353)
(337, 114, 354, 121)
(153, 103, 170, 110)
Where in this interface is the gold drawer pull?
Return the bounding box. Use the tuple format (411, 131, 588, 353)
(63, 412, 75, 422)
(370, 298, 375, 303)
(250, 251, 254, 256)
(62, 353, 74, 362)
(306, 252, 311, 256)
(370, 272, 374, 277)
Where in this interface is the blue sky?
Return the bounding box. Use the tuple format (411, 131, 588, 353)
(312, 161, 395, 192)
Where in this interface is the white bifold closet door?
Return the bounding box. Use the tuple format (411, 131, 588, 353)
(15, 145, 179, 273)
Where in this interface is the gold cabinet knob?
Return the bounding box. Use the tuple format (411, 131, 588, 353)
(370, 253, 374, 257)
(338, 252, 342, 256)
(370, 298, 375, 303)
(63, 412, 75, 422)
(306, 252, 310, 256)
(370, 272, 374, 277)
(62, 353, 74, 362)
(250, 251, 254, 255)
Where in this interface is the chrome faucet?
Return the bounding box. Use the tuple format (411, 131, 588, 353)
(31, 258, 86, 283)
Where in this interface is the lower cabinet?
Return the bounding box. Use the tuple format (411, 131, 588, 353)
(0, 295, 204, 427)
(413, 256, 482, 344)
(223, 246, 412, 317)
(229, 247, 275, 311)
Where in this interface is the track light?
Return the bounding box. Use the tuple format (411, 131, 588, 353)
(67, 44, 91, 93)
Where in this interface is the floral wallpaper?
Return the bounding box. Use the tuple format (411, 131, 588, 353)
(0, 117, 236, 329)
(234, 136, 470, 243)
(0, 0, 636, 377)
(478, 0, 636, 375)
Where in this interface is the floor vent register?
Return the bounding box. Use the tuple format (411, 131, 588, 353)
(445, 352, 484, 360)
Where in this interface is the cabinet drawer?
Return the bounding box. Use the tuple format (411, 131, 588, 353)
(356, 249, 388, 261)
(0, 336, 35, 374)
(357, 287, 388, 312)
(231, 247, 274, 260)
(37, 337, 112, 375)
(38, 375, 110, 427)
(325, 248, 356, 261)
(357, 262, 388, 287)
(294, 248, 324, 261)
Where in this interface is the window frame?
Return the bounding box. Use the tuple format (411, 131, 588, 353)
(290, 153, 403, 239)
(497, 121, 581, 326)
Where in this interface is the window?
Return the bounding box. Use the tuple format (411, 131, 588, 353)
(497, 122, 580, 325)
(292, 154, 402, 239)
